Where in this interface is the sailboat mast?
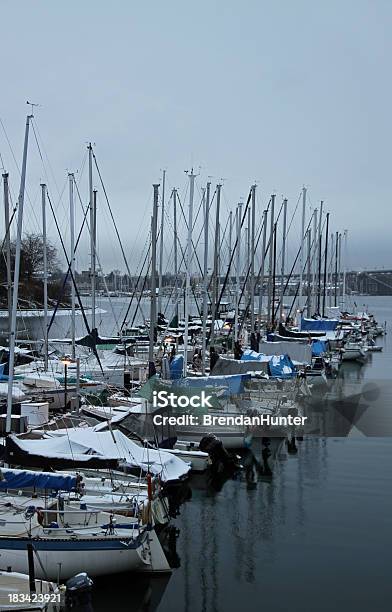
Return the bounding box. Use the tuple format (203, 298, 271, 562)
(334, 231, 339, 307)
(88, 144, 96, 329)
(271, 222, 277, 329)
(246, 210, 250, 315)
(2, 173, 12, 340)
(41, 183, 48, 370)
(6, 113, 32, 434)
(228, 210, 232, 295)
(149, 184, 159, 365)
(158, 169, 166, 315)
(311, 208, 318, 315)
(172, 188, 178, 321)
(306, 227, 312, 317)
(69, 173, 76, 358)
(337, 232, 342, 308)
(201, 182, 211, 374)
(316, 201, 323, 314)
(298, 186, 307, 309)
(267, 194, 275, 327)
(322, 212, 330, 317)
(210, 183, 221, 344)
(250, 185, 256, 332)
(329, 232, 334, 308)
(234, 203, 242, 342)
(183, 170, 195, 377)
(258, 209, 268, 332)
(342, 229, 348, 311)
(279, 198, 288, 322)
(91, 189, 97, 328)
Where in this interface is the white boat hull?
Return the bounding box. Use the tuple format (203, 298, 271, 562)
(0, 529, 168, 580)
(341, 349, 366, 362)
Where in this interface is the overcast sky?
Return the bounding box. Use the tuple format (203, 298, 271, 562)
(1, 0, 391, 273)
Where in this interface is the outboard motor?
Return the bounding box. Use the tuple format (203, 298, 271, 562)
(65, 572, 94, 610)
(199, 434, 241, 471)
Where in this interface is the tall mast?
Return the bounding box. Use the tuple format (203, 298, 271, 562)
(183, 170, 195, 377)
(267, 194, 275, 327)
(334, 231, 339, 307)
(234, 203, 242, 342)
(2, 173, 12, 340)
(311, 208, 318, 315)
(337, 232, 342, 308)
(158, 169, 166, 315)
(246, 209, 250, 313)
(329, 232, 334, 308)
(228, 210, 232, 295)
(258, 209, 268, 332)
(69, 173, 76, 358)
(41, 183, 48, 370)
(88, 144, 96, 329)
(306, 227, 312, 318)
(91, 189, 97, 328)
(6, 114, 31, 434)
(298, 186, 307, 309)
(210, 183, 221, 343)
(322, 212, 330, 317)
(279, 198, 288, 322)
(316, 202, 323, 314)
(201, 182, 210, 374)
(149, 184, 159, 365)
(172, 188, 178, 321)
(342, 229, 348, 311)
(250, 185, 256, 332)
(217, 222, 220, 299)
(271, 222, 277, 328)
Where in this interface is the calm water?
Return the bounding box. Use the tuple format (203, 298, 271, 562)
(91, 296, 392, 612)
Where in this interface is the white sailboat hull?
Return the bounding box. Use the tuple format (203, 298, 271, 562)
(0, 530, 168, 580)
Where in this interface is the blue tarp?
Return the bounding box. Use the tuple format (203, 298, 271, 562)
(0, 468, 77, 491)
(241, 350, 269, 362)
(177, 374, 250, 397)
(241, 350, 296, 378)
(312, 340, 328, 356)
(267, 354, 296, 379)
(300, 317, 339, 332)
(169, 355, 184, 380)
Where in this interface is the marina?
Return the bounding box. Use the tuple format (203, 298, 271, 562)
(1, 2, 391, 611)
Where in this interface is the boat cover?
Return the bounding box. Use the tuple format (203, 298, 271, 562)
(300, 317, 339, 332)
(169, 355, 184, 379)
(278, 322, 325, 339)
(177, 374, 250, 397)
(311, 340, 328, 356)
(6, 430, 190, 482)
(0, 382, 26, 401)
(267, 354, 296, 378)
(242, 350, 296, 378)
(211, 356, 269, 376)
(259, 341, 312, 364)
(0, 467, 77, 491)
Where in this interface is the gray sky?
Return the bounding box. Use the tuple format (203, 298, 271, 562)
(1, 0, 391, 272)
